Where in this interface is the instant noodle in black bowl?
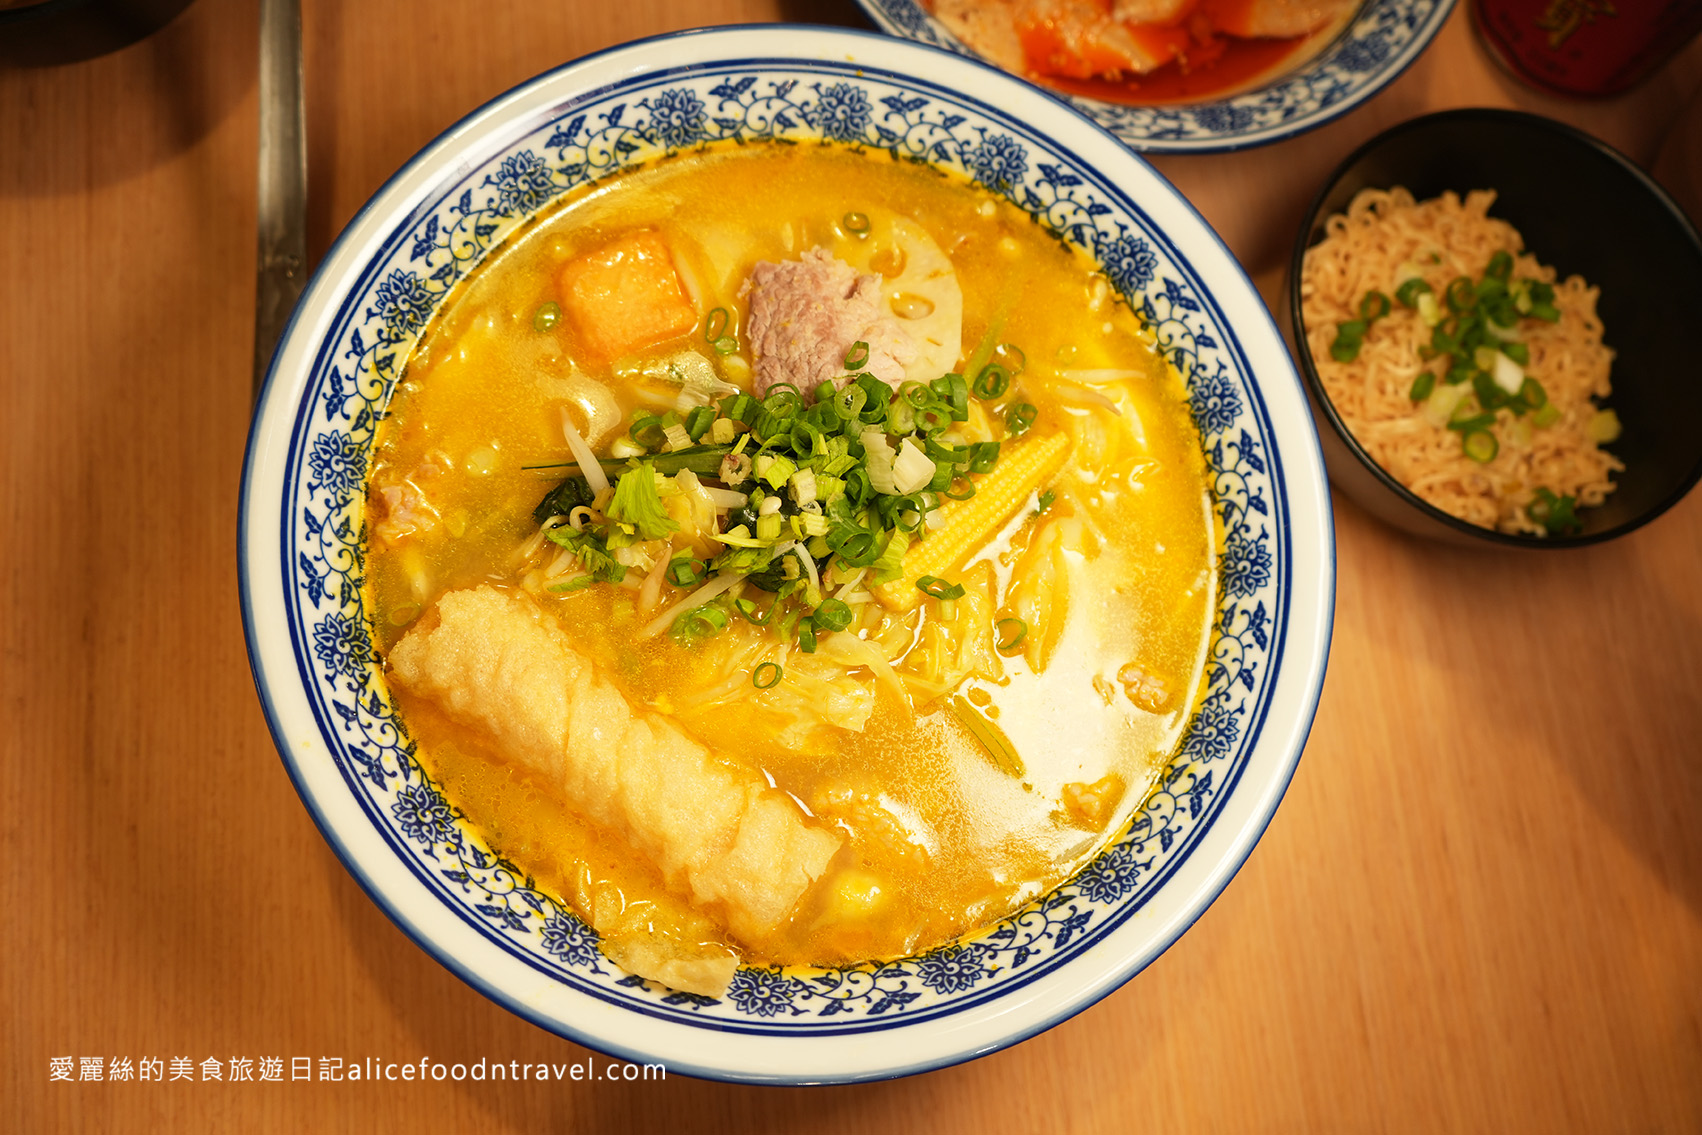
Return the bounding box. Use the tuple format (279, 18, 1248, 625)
(1287, 108, 1702, 548)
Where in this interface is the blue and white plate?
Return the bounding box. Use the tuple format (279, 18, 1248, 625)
(240, 25, 1334, 1083)
(857, 0, 1456, 154)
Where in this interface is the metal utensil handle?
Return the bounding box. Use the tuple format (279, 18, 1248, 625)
(251, 0, 306, 404)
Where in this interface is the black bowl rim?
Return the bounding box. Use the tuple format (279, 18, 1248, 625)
(1287, 106, 1702, 549)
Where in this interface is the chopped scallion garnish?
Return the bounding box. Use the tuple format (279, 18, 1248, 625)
(971, 364, 1010, 400)
(812, 598, 853, 631)
(1527, 487, 1580, 534)
(995, 617, 1027, 654)
(1462, 429, 1498, 463)
(916, 575, 966, 601)
(1330, 318, 1367, 363)
(1395, 277, 1432, 308)
(704, 306, 728, 343)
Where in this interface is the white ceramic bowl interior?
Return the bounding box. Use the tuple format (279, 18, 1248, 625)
(241, 25, 1334, 1083)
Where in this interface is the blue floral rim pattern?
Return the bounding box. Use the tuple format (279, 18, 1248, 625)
(857, 0, 1455, 154)
(276, 58, 1293, 1034)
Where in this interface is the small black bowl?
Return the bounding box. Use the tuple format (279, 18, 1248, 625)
(1287, 108, 1702, 548)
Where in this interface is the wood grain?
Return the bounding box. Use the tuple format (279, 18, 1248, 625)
(3, 1, 1699, 1130)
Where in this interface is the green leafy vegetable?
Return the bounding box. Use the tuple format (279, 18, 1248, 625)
(543, 526, 627, 584)
(606, 466, 681, 541)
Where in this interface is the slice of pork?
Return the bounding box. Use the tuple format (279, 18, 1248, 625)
(741, 248, 918, 398)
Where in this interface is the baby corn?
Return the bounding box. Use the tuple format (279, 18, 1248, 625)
(873, 430, 1071, 611)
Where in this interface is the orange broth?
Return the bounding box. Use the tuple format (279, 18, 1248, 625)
(365, 142, 1216, 973)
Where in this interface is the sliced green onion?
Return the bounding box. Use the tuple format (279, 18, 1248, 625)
(1331, 319, 1367, 363)
(916, 575, 966, 601)
(828, 526, 880, 566)
(1485, 250, 1513, 281)
(967, 441, 1000, 475)
(1533, 401, 1562, 428)
(1409, 370, 1436, 402)
(723, 393, 758, 424)
(886, 398, 917, 435)
(1500, 340, 1530, 366)
(1475, 275, 1508, 306)
(1528, 487, 1580, 534)
(972, 364, 1010, 400)
(629, 413, 666, 450)
(1445, 276, 1475, 313)
(916, 406, 952, 436)
(796, 621, 817, 653)
(752, 661, 783, 688)
(832, 384, 868, 422)
(1472, 370, 1509, 411)
(941, 478, 977, 501)
(843, 340, 870, 371)
(735, 595, 780, 626)
(1518, 377, 1547, 409)
(924, 437, 968, 465)
(931, 373, 969, 420)
(995, 617, 1027, 654)
(1006, 402, 1037, 435)
(713, 335, 738, 355)
(678, 603, 729, 640)
(1462, 429, 1498, 463)
(854, 374, 894, 422)
(1359, 290, 1392, 321)
(1395, 278, 1432, 308)
(666, 557, 704, 588)
(1448, 411, 1496, 434)
(993, 342, 1027, 375)
(763, 385, 802, 419)
(1587, 408, 1622, 443)
(685, 405, 716, 441)
(705, 307, 729, 343)
(812, 598, 853, 631)
(532, 301, 562, 332)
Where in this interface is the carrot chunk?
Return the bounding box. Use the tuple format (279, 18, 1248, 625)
(557, 229, 697, 363)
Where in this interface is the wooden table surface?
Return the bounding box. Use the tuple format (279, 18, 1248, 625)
(4, 1, 1700, 1130)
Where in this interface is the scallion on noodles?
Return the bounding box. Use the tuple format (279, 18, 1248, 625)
(1301, 187, 1621, 536)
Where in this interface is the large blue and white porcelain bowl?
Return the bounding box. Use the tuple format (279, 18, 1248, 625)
(240, 25, 1334, 1084)
(857, 0, 1456, 153)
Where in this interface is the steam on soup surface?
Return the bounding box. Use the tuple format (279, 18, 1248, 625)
(367, 141, 1216, 996)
